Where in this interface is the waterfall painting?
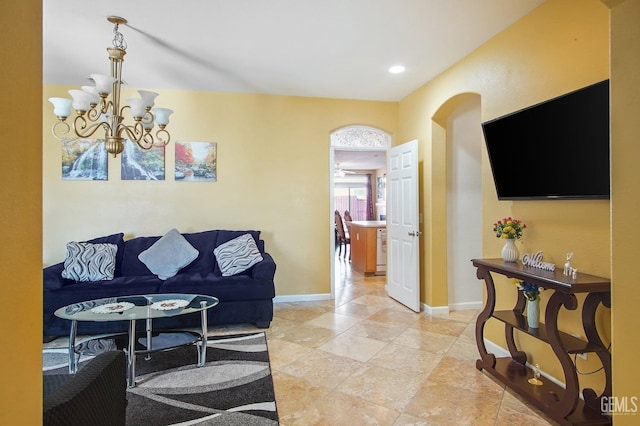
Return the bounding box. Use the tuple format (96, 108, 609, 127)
(121, 139, 165, 180)
(175, 141, 217, 182)
(61, 138, 108, 180)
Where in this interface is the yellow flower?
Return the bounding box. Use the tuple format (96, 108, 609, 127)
(503, 226, 513, 233)
(501, 234, 508, 239)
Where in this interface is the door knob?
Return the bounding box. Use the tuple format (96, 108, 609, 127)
(408, 231, 422, 237)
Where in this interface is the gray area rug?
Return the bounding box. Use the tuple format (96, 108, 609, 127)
(43, 332, 279, 425)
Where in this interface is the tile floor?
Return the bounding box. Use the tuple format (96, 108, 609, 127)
(43, 255, 556, 425)
(262, 257, 555, 425)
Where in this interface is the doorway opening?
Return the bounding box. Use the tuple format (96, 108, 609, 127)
(329, 126, 391, 299)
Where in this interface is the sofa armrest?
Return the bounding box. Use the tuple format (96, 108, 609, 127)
(43, 262, 67, 290)
(252, 252, 276, 281)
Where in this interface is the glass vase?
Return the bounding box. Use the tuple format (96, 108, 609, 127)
(501, 238, 519, 262)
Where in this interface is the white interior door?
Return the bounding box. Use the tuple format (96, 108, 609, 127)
(386, 139, 420, 312)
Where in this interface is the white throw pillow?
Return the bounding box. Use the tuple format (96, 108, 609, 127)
(62, 242, 118, 282)
(214, 233, 263, 277)
(138, 229, 199, 280)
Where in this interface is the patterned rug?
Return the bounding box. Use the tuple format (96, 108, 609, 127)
(43, 332, 279, 425)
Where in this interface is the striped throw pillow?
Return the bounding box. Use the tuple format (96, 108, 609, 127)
(61, 242, 118, 282)
(213, 233, 263, 277)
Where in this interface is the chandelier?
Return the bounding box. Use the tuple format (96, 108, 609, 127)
(49, 16, 173, 157)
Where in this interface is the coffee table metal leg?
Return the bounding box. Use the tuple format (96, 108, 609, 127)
(127, 319, 136, 388)
(68, 320, 78, 374)
(198, 301, 208, 367)
(145, 317, 152, 360)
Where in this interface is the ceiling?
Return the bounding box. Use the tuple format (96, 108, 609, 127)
(43, 0, 544, 103)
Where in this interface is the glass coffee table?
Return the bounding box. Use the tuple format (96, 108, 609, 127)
(54, 293, 219, 387)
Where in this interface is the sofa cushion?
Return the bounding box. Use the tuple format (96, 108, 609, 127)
(61, 242, 118, 282)
(180, 230, 219, 275)
(86, 233, 126, 277)
(120, 236, 161, 276)
(213, 233, 263, 277)
(138, 229, 199, 280)
(160, 273, 276, 301)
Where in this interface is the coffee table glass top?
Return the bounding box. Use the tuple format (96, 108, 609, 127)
(54, 293, 219, 322)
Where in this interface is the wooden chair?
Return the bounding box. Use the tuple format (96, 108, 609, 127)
(335, 210, 350, 259)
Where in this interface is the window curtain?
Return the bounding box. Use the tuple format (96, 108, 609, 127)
(366, 174, 374, 220)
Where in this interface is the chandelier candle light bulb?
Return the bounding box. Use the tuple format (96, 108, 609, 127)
(48, 16, 173, 157)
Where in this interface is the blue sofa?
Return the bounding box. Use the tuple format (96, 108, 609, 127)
(43, 230, 276, 340)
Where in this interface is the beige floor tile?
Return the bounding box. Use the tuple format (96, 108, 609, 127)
(272, 371, 332, 424)
(337, 364, 424, 411)
(280, 349, 363, 389)
(292, 390, 399, 426)
(412, 315, 468, 337)
(317, 332, 388, 362)
(267, 337, 313, 370)
(303, 311, 363, 331)
(428, 356, 504, 397)
(351, 294, 403, 309)
(367, 308, 426, 328)
(392, 413, 431, 425)
(445, 339, 481, 362)
(334, 301, 384, 319)
(275, 323, 342, 348)
(393, 327, 457, 354)
(404, 380, 502, 425)
(369, 343, 442, 377)
(495, 390, 553, 425)
(344, 318, 408, 342)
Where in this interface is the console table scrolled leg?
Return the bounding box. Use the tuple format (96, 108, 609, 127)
(68, 320, 78, 374)
(475, 266, 497, 370)
(198, 301, 208, 367)
(127, 319, 136, 388)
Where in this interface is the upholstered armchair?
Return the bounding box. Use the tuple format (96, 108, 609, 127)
(43, 350, 127, 426)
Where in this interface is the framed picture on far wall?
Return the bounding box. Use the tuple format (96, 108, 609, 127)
(61, 138, 108, 181)
(121, 139, 165, 181)
(175, 141, 217, 182)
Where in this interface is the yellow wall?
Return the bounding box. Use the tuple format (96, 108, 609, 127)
(609, 0, 640, 423)
(43, 87, 397, 296)
(7, 0, 637, 421)
(0, 0, 42, 424)
(398, 0, 611, 392)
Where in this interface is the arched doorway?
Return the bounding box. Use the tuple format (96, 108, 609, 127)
(432, 94, 483, 311)
(329, 125, 392, 298)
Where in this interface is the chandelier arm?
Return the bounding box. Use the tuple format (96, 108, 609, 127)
(51, 121, 72, 140)
(154, 129, 171, 147)
(72, 116, 110, 139)
(119, 122, 148, 146)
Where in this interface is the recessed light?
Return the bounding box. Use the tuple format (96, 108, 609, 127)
(388, 65, 405, 74)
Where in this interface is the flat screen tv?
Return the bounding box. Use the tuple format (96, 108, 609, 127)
(482, 80, 610, 200)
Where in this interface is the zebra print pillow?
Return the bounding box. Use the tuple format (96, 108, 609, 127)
(213, 233, 263, 277)
(61, 242, 118, 282)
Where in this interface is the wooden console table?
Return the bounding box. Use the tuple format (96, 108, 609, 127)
(472, 258, 611, 425)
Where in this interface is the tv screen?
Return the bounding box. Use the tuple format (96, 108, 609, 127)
(482, 80, 610, 200)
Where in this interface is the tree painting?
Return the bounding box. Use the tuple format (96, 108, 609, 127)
(175, 141, 217, 181)
(61, 138, 108, 181)
(121, 140, 165, 180)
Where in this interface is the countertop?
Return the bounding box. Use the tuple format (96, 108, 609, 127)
(349, 221, 386, 227)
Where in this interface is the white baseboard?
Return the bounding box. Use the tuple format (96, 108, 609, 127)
(421, 303, 449, 315)
(273, 293, 332, 303)
(449, 301, 484, 311)
(483, 338, 566, 390)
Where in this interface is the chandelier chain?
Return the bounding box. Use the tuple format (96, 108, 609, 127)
(112, 23, 127, 50)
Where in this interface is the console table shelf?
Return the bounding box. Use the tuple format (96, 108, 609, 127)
(472, 258, 611, 426)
